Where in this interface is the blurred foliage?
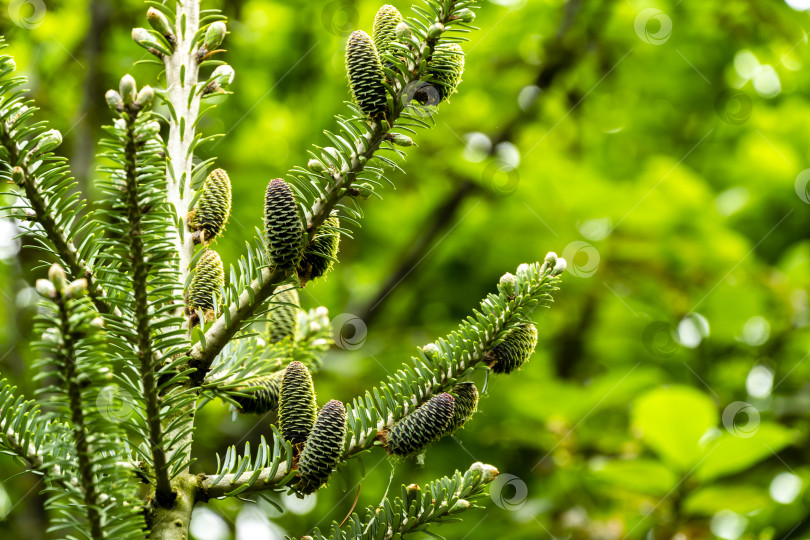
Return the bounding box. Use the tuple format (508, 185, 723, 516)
(2, 0, 810, 538)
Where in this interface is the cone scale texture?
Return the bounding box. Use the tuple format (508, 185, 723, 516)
(297, 399, 347, 494)
(426, 43, 465, 102)
(297, 215, 340, 283)
(447, 382, 478, 433)
(385, 392, 455, 457)
(346, 30, 388, 117)
(278, 361, 317, 445)
(373, 5, 402, 59)
(264, 178, 304, 271)
(234, 372, 284, 414)
(192, 168, 231, 243)
(188, 249, 224, 312)
(267, 285, 299, 343)
(487, 323, 538, 374)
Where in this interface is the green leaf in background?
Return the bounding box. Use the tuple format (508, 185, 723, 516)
(631, 386, 717, 471)
(684, 484, 772, 516)
(695, 422, 795, 483)
(589, 458, 678, 496)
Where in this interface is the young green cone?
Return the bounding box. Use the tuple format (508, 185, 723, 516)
(264, 178, 304, 270)
(191, 168, 232, 243)
(385, 393, 455, 457)
(486, 323, 538, 374)
(188, 249, 224, 316)
(234, 372, 284, 414)
(297, 400, 347, 494)
(278, 361, 317, 445)
(372, 5, 402, 59)
(267, 285, 299, 343)
(297, 215, 340, 283)
(446, 382, 478, 433)
(346, 30, 387, 117)
(426, 43, 465, 102)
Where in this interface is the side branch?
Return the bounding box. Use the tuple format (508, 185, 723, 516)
(194, 258, 563, 501)
(121, 112, 172, 504)
(188, 3, 466, 378)
(2, 425, 44, 471)
(55, 293, 104, 540)
(0, 132, 109, 315)
(196, 465, 289, 501)
(189, 116, 389, 375)
(0, 381, 69, 483)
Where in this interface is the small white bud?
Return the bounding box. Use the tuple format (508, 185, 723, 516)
(48, 263, 67, 292)
(35, 279, 56, 299)
(64, 278, 88, 300)
(211, 64, 234, 87)
(427, 23, 444, 39)
(454, 8, 475, 23)
(395, 22, 410, 39)
(203, 21, 227, 51)
(498, 272, 517, 297)
(470, 461, 498, 483)
(119, 74, 137, 105)
(134, 85, 155, 109)
(105, 90, 123, 113)
(516, 263, 531, 279)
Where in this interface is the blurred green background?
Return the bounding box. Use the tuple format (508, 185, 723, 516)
(2, 0, 810, 538)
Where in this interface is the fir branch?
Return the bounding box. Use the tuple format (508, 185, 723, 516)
(200, 304, 330, 412)
(145, 3, 229, 535)
(195, 427, 295, 501)
(97, 76, 196, 509)
(0, 49, 110, 315)
(345, 256, 564, 455)
(197, 461, 290, 501)
(120, 100, 173, 505)
(54, 286, 105, 540)
(2, 428, 43, 470)
(194, 257, 563, 500)
(188, 0, 479, 380)
(32, 268, 144, 539)
(308, 462, 499, 539)
(0, 380, 54, 472)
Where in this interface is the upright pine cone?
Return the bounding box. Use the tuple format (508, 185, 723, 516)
(446, 382, 478, 433)
(297, 400, 347, 494)
(188, 249, 224, 314)
(233, 372, 284, 414)
(278, 361, 317, 445)
(346, 30, 387, 117)
(385, 393, 455, 457)
(297, 215, 340, 283)
(372, 5, 402, 59)
(426, 43, 465, 102)
(267, 285, 299, 343)
(486, 323, 538, 374)
(191, 168, 231, 243)
(264, 178, 304, 270)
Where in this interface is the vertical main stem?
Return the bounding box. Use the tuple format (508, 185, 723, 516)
(123, 115, 173, 504)
(165, 0, 201, 317)
(151, 2, 201, 538)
